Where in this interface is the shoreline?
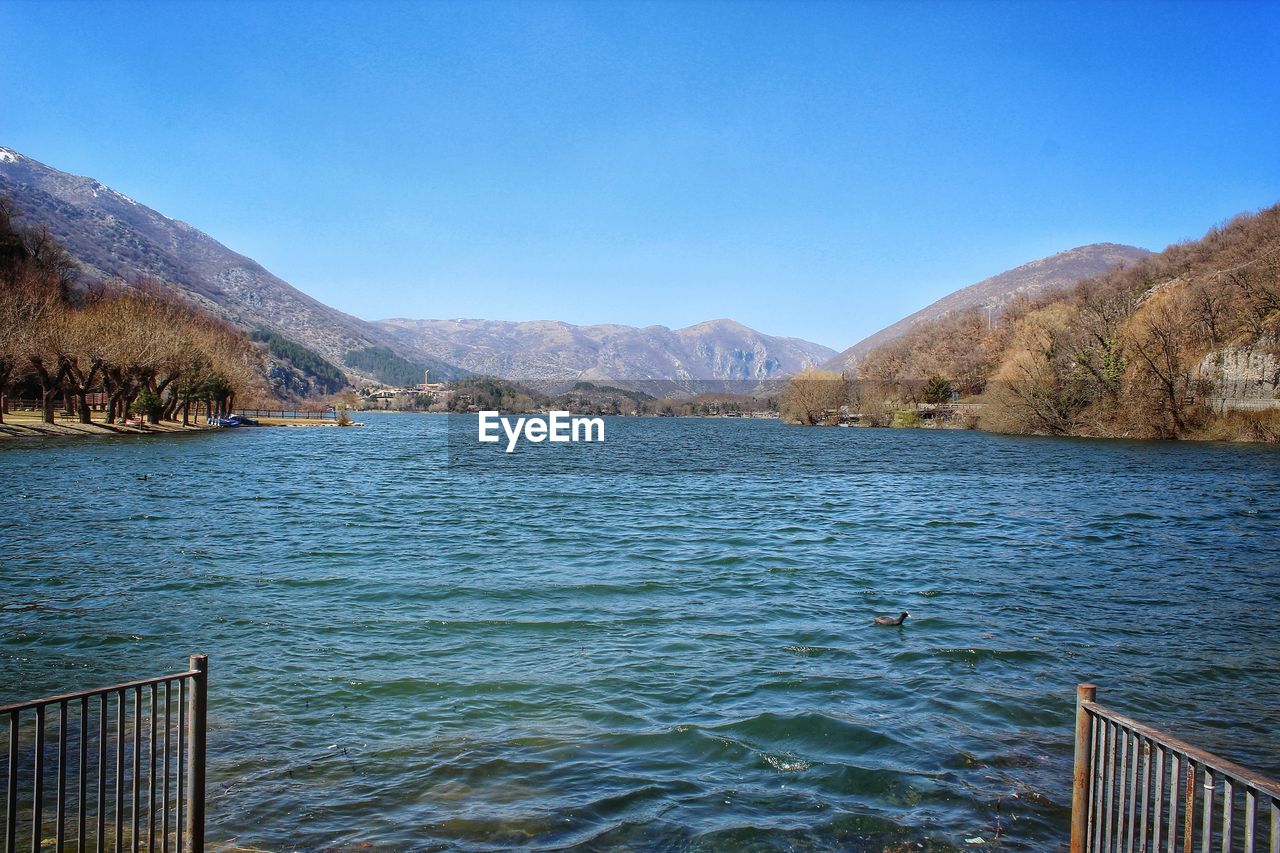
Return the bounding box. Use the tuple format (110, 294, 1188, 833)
(0, 412, 344, 441)
(0, 417, 214, 441)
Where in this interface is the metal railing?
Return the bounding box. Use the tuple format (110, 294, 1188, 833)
(1071, 684, 1280, 853)
(232, 408, 334, 420)
(1, 656, 207, 853)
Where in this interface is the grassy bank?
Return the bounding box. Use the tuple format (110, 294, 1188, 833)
(0, 409, 213, 440)
(0, 410, 338, 440)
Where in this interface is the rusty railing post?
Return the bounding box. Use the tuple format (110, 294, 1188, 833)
(185, 654, 208, 853)
(1071, 683, 1097, 853)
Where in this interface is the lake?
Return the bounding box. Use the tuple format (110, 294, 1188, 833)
(2, 414, 1278, 850)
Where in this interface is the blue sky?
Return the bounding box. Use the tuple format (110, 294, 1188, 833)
(2, 0, 1278, 350)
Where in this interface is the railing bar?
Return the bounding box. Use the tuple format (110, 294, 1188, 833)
(176, 680, 185, 853)
(1184, 761, 1195, 853)
(1107, 721, 1118, 853)
(1084, 703, 1280, 801)
(0, 673, 202, 718)
(132, 687, 141, 853)
(186, 655, 207, 853)
(1118, 719, 1127, 853)
(1244, 790, 1255, 853)
(1140, 736, 1152, 853)
(57, 701, 67, 851)
(97, 695, 106, 853)
(1154, 745, 1166, 853)
(6, 712, 18, 853)
(1203, 769, 1214, 853)
(115, 690, 124, 853)
(1074, 688, 1097, 853)
(1169, 754, 1181, 853)
(1243, 790, 1255, 853)
(79, 697, 88, 853)
(1269, 796, 1277, 853)
(162, 683, 170, 853)
(1096, 715, 1108, 853)
(32, 704, 45, 853)
(149, 684, 157, 853)
(1118, 725, 1130, 852)
(1088, 714, 1099, 848)
(1127, 730, 1139, 853)
(1224, 778, 1234, 853)
(1095, 717, 1105, 850)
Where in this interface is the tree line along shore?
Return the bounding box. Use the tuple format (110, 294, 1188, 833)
(0, 198, 269, 429)
(5, 189, 1278, 445)
(781, 205, 1280, 443)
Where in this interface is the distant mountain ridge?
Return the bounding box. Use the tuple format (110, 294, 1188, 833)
(0, 146, 835, 392)
(824, 243, 1151, 372)
(0, 146, 464, 386)
(377, 317, 836, 382)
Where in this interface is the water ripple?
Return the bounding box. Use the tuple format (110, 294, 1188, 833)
(1, 415, 1278, 850)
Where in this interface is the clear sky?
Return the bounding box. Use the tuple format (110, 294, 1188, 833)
(2, 0, 1278, 349)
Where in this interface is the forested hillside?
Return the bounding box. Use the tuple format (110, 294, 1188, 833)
(847, 205, 1280, 441)
(251, 329, 347, 397)
(0, 198, 269, 424)
(0, 147, 463, 386)
(344, 346, 439, 388)
(824, 243, 1150, 372)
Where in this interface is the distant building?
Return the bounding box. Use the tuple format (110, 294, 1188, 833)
(414, 369, 446, 393)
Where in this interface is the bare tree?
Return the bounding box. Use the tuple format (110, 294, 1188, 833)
(22, 225, 79, 297)
(780, 368, 847, 425)
(1125, 291, 1198, 437)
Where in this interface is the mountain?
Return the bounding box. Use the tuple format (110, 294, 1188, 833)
(0, 146, 464, 390)
(824, 243, 1151, 372)
(0, 147, 831, 392)
(376, 317, 836, 384)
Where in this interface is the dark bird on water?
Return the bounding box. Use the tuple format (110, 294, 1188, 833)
(873, 611, 909, 626)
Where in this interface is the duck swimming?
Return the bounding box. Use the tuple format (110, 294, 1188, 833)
(873, 611, 909, 626)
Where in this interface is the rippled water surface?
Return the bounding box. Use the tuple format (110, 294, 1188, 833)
(2, 415, 1278, 851)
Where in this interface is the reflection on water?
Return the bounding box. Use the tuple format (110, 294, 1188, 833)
(2, 415, 1278, 850)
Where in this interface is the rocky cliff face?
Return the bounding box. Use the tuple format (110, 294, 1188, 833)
(376, 317, 835, 382)
(1198, 341, 1280, 409)
(0, 146, 461, 381)
(825, 243, 1151, 372)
